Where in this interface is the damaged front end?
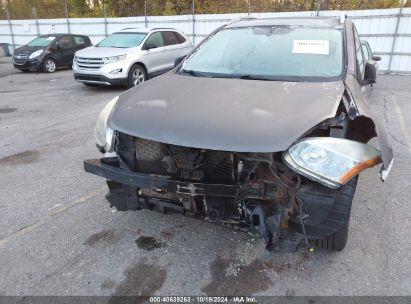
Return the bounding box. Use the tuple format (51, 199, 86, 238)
(84, 128, 381, 251)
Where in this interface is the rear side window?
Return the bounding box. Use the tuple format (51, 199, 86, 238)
(162, 31, 181, 46)
(175, 32, 186, 43)
(145, 32, 164, 48)
(74, 36, 86, 45)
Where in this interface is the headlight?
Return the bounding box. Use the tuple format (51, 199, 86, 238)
(95, 96, 119, 152)
(103, 54, 127, 63)
(282, 137, 382, 188)
(29, 49, 44, 59)
(74, 55, 78, 62)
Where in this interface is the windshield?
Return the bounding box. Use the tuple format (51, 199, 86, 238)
(27, 36, 55, 47)
(180, 26, 344, 81)
(97, 32, 147, 48)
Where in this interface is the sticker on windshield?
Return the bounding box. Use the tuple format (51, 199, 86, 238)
(292, 40, 329, 55)
(47, 36, 55, 41)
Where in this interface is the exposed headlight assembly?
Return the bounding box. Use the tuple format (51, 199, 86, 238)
(29, 49, 44, 59)
(95, 96, 119, 153)
(103, 54, 127, 63)
(283, 137, 382, 189)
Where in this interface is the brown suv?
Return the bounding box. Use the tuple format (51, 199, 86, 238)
(84, 17, 393, 252)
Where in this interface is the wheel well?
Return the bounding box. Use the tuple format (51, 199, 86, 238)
(347, 115, 377, 143)
(129, 62, 147, 76)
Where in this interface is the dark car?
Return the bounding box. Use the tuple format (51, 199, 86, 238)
(84, 17, 393, 252)
(13, 34, 92, 73)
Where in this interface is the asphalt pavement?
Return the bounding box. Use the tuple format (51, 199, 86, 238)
(0, 57, 410, 297)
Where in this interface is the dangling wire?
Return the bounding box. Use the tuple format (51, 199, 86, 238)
(296, 196, 315, 253)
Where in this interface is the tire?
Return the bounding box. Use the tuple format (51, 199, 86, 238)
(313, 177, 358, 251)
(126, 64, 146, 89)
(43, 58, 57, 73)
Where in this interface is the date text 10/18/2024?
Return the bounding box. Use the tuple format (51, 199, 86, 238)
(149, 296, 257, 303)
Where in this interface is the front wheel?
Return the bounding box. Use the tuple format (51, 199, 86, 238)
(313, 177, 358, 251)
(126, 64, 146, 89)
(44, 58, 56, 73)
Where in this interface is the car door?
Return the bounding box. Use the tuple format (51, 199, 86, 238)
(73, 36, 90, 52)
(141, 31, 168, 74)
(361, 40, 379, 71)
(56, 36, 76, 66)
(161, 31, 188, 69)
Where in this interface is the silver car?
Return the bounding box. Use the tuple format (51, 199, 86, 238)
(73, 27, 192, 88)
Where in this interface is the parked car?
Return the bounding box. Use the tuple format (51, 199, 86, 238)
(84, 17, 393, 252)
(361, 40, 381, 74)
(361, 40, 381, 95)
(73, 27, 192, 88)
(13, 34, 92, 73)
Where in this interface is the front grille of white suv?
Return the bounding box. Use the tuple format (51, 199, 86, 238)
(75, 57, 105, 70)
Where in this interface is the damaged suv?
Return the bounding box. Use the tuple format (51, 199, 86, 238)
(84, 17, 393, 251)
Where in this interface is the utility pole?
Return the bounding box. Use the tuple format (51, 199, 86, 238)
(316, 0, 321, 16)
(144, 0, 148, 28)
(192, 0, 195, 45)
(64, 0, 71, 33)
(6, 8, 15, 53)
(32, 7, 40, 35)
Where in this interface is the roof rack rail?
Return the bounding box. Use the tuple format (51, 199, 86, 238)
(150, 27, 176, 30)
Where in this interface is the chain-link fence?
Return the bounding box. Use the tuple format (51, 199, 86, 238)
(1, 0, 411, 73)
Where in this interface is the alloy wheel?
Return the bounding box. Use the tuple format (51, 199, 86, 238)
(132, 68, 145, 86)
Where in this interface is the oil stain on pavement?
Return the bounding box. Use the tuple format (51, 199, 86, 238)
(201, 256, 273, 295)
(83, 229, 120, 247)
(0, 107, 17, 113)
(135, 236, 166, 251)
(110, 260, 167, 298)
(0, 150, 39, 166)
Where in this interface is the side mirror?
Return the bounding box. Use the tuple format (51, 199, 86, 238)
(372, 55, 381, 61)
(145, 42, 157, 50)
(174, 55, 186, 68)
(362, 61, 377, 86)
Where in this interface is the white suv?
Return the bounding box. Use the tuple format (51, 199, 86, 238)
(73, 28, 192, 88)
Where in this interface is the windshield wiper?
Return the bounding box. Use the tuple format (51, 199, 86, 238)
(239, 75, 305, 82)
(179, 69, 206, 77)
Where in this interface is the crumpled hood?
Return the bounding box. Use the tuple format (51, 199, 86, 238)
(109, 73, 345, 152)
(75, 46, 134, 57)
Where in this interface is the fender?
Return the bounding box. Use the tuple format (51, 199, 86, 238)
(344, 74, 393, 180)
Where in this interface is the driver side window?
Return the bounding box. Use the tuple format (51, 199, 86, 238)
(145, 32, 164, 49)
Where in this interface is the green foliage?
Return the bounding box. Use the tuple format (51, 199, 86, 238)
(1, 0, 407, 20)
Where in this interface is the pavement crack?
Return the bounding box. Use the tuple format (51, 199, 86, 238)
(0, 187, 105, 247)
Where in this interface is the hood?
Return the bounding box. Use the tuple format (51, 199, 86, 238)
(109, 73, 345, 152)
(75, 46, 134, 57)
(14, 45, 45, 55)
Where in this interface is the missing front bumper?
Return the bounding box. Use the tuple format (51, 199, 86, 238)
(84, 157, 277, 200)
